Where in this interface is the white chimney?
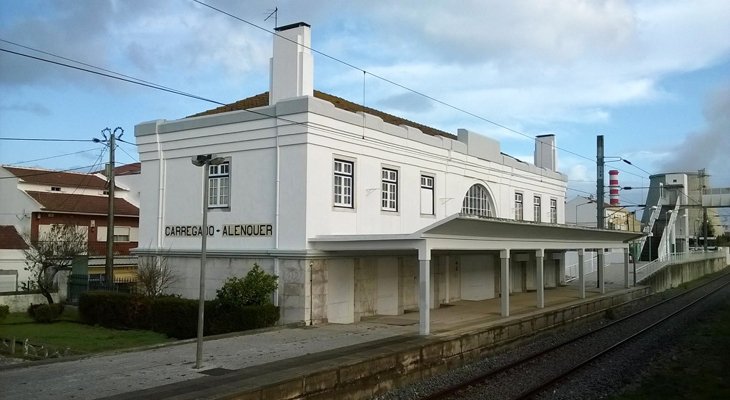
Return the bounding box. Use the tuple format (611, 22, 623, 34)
(534, 134, 556, 171)
(269, 22, 313, 105)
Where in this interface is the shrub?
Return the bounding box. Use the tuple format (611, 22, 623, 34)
(79, 292, 152, 329)
(216, 264, 278, 307)
(78, 283, 280, 338)
(0, 305, 9, 321)
(27, 303, 64, 323)
(208, 303, 280, 335)
(150, 297, 199, 339)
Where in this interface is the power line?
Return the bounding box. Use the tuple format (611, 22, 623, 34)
(116, 143, 138, 162)
(190, 0, 618, 167)
(0, 164, 107, 180)
(0, 47, 226, 107)
(0, 137, 92, 142)
(2, 32, 651, 181)
(0, 38, 189, 97)
(9, 148, 99, 165)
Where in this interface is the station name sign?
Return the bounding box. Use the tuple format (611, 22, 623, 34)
(165, 224, 273, 237)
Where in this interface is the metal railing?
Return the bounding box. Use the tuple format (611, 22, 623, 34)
(565, 254, 604, 283)
(635, 250, 725, 283)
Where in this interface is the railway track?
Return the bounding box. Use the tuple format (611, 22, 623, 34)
(420, 272, 730, 400)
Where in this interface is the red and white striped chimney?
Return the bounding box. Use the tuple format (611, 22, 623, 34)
(609, 169, 620, 206)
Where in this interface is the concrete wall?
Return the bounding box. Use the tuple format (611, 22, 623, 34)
(326, 258, 354, 324)
(460, 254, 496, 300)
(227, 287, 651, 400)
(0, 292, 61, 312)
(376, 257, 400, 315)
(0, 249, 28, 292)
(643, 257, 727, 293)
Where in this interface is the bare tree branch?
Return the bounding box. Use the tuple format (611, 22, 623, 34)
(23, 224, 86, 304)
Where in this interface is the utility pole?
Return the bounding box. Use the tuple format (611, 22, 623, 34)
(95, 127, 123, 289)
(597, 135, 605, 230)
(700, 168, 708, 252)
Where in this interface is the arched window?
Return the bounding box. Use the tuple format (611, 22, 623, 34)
(461, 184, 495, 217)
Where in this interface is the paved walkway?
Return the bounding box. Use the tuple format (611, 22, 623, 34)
(0, 323, 414, 400)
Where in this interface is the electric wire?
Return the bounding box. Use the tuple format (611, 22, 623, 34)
(0, 48, 227, 107)
(9, 148, 99, 165)
(2, 28, 652, 183)
(0, 163, 109, 180)
(0, 137, 92, 142)
(191, 0, 655, 182)
(116, 144, 139, 163)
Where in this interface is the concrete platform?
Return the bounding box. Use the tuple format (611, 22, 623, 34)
(0, 280, 648, 400)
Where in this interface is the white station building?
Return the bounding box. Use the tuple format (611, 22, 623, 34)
(134, 22, 640, 335)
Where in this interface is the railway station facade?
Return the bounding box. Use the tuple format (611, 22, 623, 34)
(134, 23, 640, 334)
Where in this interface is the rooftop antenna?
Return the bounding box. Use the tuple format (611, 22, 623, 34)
(264, 7, 278, 28)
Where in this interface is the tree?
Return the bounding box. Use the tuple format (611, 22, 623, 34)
(136, 255, 178, 297)
(23, 224, 86, 304)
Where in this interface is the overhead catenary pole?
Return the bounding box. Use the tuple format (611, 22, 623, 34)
(701, 169, 708, 252)
(597, 135, 605, 230)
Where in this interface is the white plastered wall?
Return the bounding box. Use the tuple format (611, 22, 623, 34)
(460, 254, 496, 300)
(326, 258, 354, 324)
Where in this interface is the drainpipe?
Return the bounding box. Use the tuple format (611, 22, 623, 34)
(273, 118, 281, 307)
(155, 125, 166, 252)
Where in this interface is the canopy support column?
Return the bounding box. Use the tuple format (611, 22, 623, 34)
(418, 242, 431, 336)
(623, 247, 630, 289)
(500, 249, 510, 317)
(578, 249, 586, 299)
(598, 248, 605, 294)
(536, 249, 545, 309)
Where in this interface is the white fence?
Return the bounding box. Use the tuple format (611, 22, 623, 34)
(635, 249, 727, 284)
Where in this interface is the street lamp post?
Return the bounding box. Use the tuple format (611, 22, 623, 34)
(192, 154, 225, 369)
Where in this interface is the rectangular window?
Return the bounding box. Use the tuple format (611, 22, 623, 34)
(550, 198, 558, 223)
(515, 192, 524, 220)
(534, 196, 542, 223)
(420, 175, 434, 215)
(334, 159, 354, 208)
(208, 162, 230, 208)
(381, 168, 398, 211)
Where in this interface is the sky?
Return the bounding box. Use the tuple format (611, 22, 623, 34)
(1, 0, 729, 210)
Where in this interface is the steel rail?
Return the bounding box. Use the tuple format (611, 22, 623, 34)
(421, 271, 730, 400)
(516, 277, 730, 399)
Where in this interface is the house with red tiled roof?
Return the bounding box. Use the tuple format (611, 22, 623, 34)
(0, 165, 140, 283)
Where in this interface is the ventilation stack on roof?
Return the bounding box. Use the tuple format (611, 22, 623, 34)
(269, 22, 313, 106)
(609, 169, 620, 206)
(534, 134, 556, 171)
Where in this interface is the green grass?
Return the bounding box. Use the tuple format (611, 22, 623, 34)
(612, 296, 730, 400)
(0, 308, 172, 357)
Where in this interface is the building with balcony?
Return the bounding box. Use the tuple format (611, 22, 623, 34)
(0, 165, 140, 284)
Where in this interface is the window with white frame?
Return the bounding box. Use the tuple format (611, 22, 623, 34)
(515, 192, 524, 220)
(534, 196, 542, 223)
(333, 159, 354, 208)
(550, 198, 558, 223)
(381, 168, 398, 211)
(461, 184, 495, 217)
(208, 162, 229, 208)
(420, 175, 434, 215)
